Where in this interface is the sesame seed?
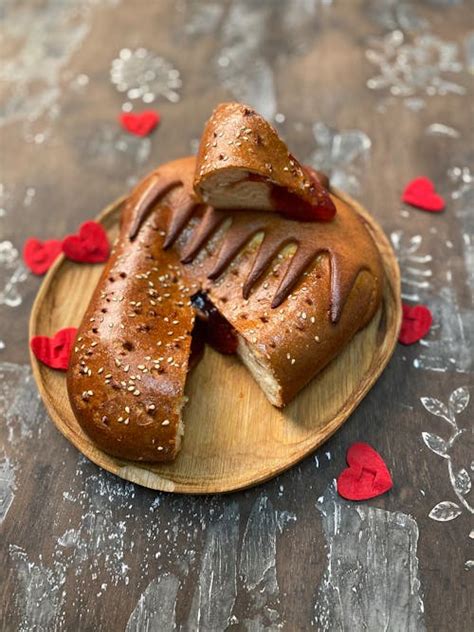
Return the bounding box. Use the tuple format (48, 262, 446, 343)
(291, 358, 296, 365)
(314, 335, 320, 342)
(157, 446, 164, 451)
(127, 386, 135, 392)
(286, 353, 291, 360)
(133, 390, 140, 396)
(115, 359, 121, 367)
(98, 368, 104, 374)
(310, 316, 316, 323)
(125, 406, 130, 414)
(123, 418, 130, 425)
(162, 419, 170, 426)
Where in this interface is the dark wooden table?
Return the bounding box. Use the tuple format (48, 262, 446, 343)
(1, 1, 473, 630)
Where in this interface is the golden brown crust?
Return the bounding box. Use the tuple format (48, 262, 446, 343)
(193, 102, 335, 220)
(67, 167, 198, 462)
(68, 157, 383, 461)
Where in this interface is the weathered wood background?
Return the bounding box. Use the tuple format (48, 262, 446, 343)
(1, 1, 473, 630)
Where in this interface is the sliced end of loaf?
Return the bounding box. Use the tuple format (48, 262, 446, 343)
(237, 336, 283, 408)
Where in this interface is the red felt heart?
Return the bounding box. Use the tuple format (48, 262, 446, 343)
(30, 327, 78, 371)
(337, 442, 393, 501)
(119, 111, 160, 136)
(62, 221, 109, 263)
(23, 238, 63, 275)
(402, 177, 445, 212)
(399, 303, 433, 345)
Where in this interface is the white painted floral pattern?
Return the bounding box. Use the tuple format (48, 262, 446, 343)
(421, 387, 473, 528)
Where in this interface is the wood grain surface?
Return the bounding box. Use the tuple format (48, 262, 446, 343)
(29, 190, 400, 493)
(1, 1, 473, 631)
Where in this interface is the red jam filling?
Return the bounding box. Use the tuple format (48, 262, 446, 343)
(190, 292, 238, 359)
(244, 170, 335, 222)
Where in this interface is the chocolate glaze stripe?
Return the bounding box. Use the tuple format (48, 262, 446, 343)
(180, 206, 229, 263)
(125, 173, 374, 323)
(178, 206, 370, 322)
(129, 176, 182, 240)
(163, 194, 200, 249)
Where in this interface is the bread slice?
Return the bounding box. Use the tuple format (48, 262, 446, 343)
(194, 102, 336, 221)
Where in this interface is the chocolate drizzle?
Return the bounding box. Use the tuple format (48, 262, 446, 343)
(129, 176, 181, 240)
(162, 192, 199, 249)
(179, 206, 369, 322)
(125, 172, 376, 324)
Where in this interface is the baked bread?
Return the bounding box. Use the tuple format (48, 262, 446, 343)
(194, 102, 336, 221)
(67, 103, 384, 463)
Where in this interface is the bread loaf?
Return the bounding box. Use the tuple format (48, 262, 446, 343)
(67, 103, 384, 462)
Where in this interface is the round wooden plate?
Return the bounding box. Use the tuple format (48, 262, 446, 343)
(29, 189, 401, 494)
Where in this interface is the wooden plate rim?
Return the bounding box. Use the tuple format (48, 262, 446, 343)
(29, 188, 401, 494)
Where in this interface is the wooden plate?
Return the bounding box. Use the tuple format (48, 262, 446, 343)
(29, 189, 401, 494)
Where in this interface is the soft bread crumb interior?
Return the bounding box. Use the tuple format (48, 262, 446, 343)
(200, 170, 272, 210)
(237, 336, 283, 407)
(174, 396, 187, 454)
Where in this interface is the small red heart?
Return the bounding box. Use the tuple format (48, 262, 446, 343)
(30, 327, 78, 371)
(337, 443, 393, 501)
(23, 238, 63, 275)
(119, 111, 160, 136)
(62, 221, 109, 263)
(402, 177, 445, 212)
(399, 303, 433, 345)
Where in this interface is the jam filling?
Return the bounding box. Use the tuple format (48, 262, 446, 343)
(189, 292, 238, 363)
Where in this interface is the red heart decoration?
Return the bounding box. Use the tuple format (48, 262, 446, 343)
(119, 111, 160, 136)
(337, 443, 393, 501)
(62, 221, 109, 263)
(399, 303, 433, 345)
(402, 177, 445, 212)
(23, 238, 62, 275)
(30, 327, 78, 371)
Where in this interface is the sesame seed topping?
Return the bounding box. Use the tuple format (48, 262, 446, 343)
(133, 390, 140, 396)
(161, 419, 170, 426)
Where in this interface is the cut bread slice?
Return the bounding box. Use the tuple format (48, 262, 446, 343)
(194, 102, 336, 221)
